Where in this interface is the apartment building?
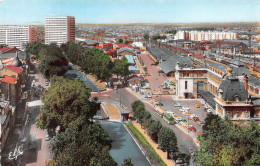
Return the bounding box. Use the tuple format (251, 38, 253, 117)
(0, 25, 36, 49)
(45, 16, 75, 45)
(174, 31, 237, 41)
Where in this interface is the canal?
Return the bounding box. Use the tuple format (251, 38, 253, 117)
(101, 122, 150, 166)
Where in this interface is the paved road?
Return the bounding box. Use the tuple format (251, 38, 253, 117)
(157, 96, 209, 134)
(91, 88, 198, 155)
(139, 53, 167, 92)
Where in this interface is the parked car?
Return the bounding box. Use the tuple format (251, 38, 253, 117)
(207, 108, 212, 113)
(193, 116, 199, 122)
(198, 121, 205, 127)
(145, 94, 152, 98)
(174, 103, 182, 108)
(188, 126, 196, 132)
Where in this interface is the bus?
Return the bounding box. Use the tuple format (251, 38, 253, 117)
(155, 107, 166, 118)
(163, 113, 175, 124)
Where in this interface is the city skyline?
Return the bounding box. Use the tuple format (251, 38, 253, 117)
(0, 0, 259, 25)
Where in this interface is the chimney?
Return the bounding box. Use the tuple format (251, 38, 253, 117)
(244, 75, 248, 93)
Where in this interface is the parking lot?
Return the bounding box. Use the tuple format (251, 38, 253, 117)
(150, 96, 210, 135)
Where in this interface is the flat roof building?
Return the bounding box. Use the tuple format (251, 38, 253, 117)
(0, 25, 36, 49)
(45, 16, 75, 45)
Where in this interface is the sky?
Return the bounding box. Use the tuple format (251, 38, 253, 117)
(0, 0, 259, 25)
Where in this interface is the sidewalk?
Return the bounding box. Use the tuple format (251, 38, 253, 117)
(132, 121, 176, 166)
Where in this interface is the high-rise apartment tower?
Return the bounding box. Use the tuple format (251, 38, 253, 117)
(0, 25, 36, 49)
(45, 16, 75, 45)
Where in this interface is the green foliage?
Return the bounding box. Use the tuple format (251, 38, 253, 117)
(25, 42, 47, 57)
(50, 123, 117, 166)
(158, 126, 178, 153)
(131, 100, 145, 111)
(143, 33, 150, 40)
(194, 114, 260, 166)
(119, 39, 124, 43)
(36, 76, 96, 131)
(113, 58, 130, 78)
(125, 123, 167, 166)
(0, 44, 8, 48)
(37, 76, 116, 166)
(148, 120, 162, 138)
(167, 30, 177, 35)
(125, 41, 131, 45)
(38, 43, 68, 78)
(152, 35, 167, 41)
(62, 42, 113, 80)
(122, 157, 133, 166)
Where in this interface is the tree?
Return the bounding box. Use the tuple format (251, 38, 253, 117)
(113, 58, 130, 79)
(61, 42, 85, 64)
(131, 100, 145, 112)
(125, 41, 131, 45)
(194, 114, 260, 166)
(148, 120, 162, 143)
(122, 157, 133, 166)
(49, 122, 117, 166)
(25, 42, 47, 57)
(158, 126, 178, 153)
(39, 43, 69, 78)
(143, 33, 150, 40)
(119, 39, 123, 43)
(81, 48, 113, 80)
(138, 111, 151, 126)
(36, 76, 97, 132)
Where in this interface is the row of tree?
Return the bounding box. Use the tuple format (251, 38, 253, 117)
(194, 114, 260, 165)
(26, 42, 130, 81)
(131, 100, 189, 163)
(36, 76, 118, 165)
(61, 42, 130, 80)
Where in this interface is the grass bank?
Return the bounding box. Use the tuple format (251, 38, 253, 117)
(125, 122, 167, 166)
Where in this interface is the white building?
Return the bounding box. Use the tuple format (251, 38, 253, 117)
(45, 16, 75, 45)
(174, 31, 185, 40)
(0, 25, 36, 49)
(174, 31, 237, 41)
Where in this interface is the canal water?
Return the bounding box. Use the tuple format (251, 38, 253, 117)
(101, 122, 150, 166)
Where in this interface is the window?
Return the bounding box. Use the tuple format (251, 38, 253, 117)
(185, 81, 188, 89)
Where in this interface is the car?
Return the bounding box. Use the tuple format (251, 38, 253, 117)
(190, 114, 196, 118)
(45, 135, 51, 141)
(198, 121, 205, 127)
(188, 126, 196, 132)
(145, 94, 152, 98)
(207, 108, 212, 113)
(193, 116, 199, 122)
(173, 103, 182, 108)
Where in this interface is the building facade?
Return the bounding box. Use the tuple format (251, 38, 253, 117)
(45, 16, 75, 45)
(174, 31, 237, 41)
(0, 25, 36, 49)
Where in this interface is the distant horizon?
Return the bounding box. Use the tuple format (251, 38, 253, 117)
(0, 0, 259, 25)
(2, 21, 260, 26)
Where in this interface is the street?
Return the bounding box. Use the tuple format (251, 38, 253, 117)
(91, 89, 198, 155)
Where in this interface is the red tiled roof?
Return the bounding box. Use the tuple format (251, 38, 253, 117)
(94, 46, 102, 49)
(127, 75, 143, 80)
(116, 44, 133, 48)
(2, 60, 14, 65)
(105, 49, 117, 54)
(130, 82, 137, 85)
(103, 43, 113, 45)
(0, 47, 12, 52)
(3, 65, 23, 74)
(0, 75, 16, 84)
